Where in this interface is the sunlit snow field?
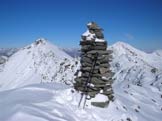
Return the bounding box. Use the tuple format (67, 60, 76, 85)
(0, 40, 162, 121)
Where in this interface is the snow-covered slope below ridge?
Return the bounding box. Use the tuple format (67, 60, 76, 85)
(110, 42, 162, 91)
(0, 41, 162, 121)
(0, 80, 162, 121)
(0, 39, 79, 90)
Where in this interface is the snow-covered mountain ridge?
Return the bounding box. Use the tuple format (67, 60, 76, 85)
(0, 39, 78, 90)
(110, 42, 162, 91)
(0, 40, 162, 121)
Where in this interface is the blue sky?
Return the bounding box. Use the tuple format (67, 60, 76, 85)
(0, 0, 161, 51)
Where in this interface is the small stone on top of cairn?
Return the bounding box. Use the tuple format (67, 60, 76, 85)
(74, 22, 114, 108)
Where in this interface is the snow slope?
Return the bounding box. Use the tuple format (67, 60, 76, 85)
(0, 82, 161, 121)
(0, 41, 162, 121)
(110, 42, 162, 91)
(0, 39, 78, 90)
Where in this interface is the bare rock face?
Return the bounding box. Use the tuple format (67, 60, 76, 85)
(0, 56, 8, 64)
(74, 22, 114, 108)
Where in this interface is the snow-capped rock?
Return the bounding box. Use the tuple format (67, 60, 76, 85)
(81, 22, 105, 42)
(82, 30, 96, 40)
(0, 38, 78, 90)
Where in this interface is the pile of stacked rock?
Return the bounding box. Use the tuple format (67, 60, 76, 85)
(74, 22, 114, 108)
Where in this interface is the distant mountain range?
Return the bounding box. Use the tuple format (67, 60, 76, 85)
(61, 48, 80, 57)
(0, 48, 18, 57)
(1, 46, 162, 59)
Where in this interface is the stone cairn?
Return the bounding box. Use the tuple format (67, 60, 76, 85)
(74, 22, 114, 108)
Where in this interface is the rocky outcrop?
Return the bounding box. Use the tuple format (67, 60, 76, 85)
(74, 22, 114, 108)
(0, 56, 8, 64)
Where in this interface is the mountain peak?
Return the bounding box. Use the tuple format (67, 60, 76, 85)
(0, 38, 76, 90)
(24, 38, 48, 50)
(111, 41, 145, 57)
(111, 41, 133, 48)
(34, 38, 47, 45)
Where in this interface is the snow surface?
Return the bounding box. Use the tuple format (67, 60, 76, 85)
(87, 22, 92, 26)
(0, 82, 162, 121)
(82, 30, 95, 40)
(95, 38, 105, 42)
(82, 30, 105, 42)
(0, 39, 78, 90)
(0, 40, 162, 121)
(91, 93, 108, 102)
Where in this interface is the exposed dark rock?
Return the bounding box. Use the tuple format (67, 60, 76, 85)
(135, 109, 139, 112)
(151, 68, 157, 73)
(126, 117, 132, 121)
(91, 101, 109, 108)
(74, 22, 114, 108)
